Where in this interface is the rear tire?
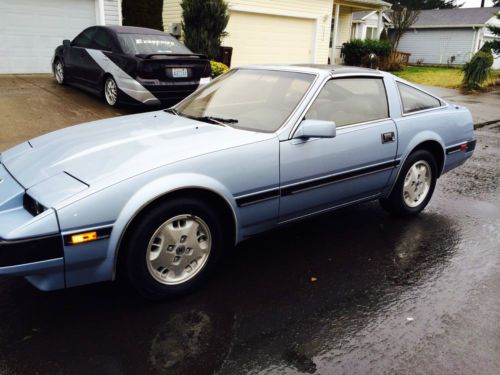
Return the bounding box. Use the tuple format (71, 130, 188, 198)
(54, 59, 65, 85)
(380, 150, 437, 217)
(123, 198, 229, 300)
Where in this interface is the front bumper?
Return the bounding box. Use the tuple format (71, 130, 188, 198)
(0, 235, 63, 267)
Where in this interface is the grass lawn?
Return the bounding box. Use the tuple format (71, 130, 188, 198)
(393, 66, 500, 90)
(393, 66, 464, 88)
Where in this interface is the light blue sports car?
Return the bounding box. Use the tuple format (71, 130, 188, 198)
(0, 65, 475, 299)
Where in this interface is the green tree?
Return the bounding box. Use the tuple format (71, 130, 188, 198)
(487, 12, 500, 54)
(122, 0, 164, 31)
(386, 0, 461, 9)
(181, 0, 229, 60)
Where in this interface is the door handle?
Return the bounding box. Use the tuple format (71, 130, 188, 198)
(381, 132, 395, 144)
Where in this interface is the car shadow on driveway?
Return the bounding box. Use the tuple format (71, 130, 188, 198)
(0, 202, 460, 374)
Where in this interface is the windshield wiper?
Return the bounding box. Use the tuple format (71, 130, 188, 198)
(164, 108, 179, 115)
(198, 116, 238, 126)
(180, 114, 238, 127)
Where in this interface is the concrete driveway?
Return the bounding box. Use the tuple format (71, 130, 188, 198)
(0, 74, 140, 152)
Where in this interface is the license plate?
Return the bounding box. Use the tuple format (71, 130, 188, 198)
(171, 68, 188, 78)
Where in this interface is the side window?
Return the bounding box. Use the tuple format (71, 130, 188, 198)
(398, 82, 442, 114)
(306, 78, 389, 127)
(92, 29, 113, 51)
(72, 28, 96, 48)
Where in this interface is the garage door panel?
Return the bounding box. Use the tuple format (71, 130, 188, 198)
(224, 11, 315, 67)
(0, 0, 97, 74)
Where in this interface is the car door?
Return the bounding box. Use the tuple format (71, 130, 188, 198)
(279, 76, 398, 223)
(67, 27, 98, 85)
(86, 28, 115, 89)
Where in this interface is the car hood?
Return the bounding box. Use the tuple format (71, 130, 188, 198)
(1, 111, 274, 189)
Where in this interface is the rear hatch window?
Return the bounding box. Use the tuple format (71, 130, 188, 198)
(117, 33, 192, 55)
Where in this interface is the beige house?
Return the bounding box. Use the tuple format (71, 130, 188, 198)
(163, 0, 391, 66)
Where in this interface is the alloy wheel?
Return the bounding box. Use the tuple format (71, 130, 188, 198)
(146, 215, 212, 285)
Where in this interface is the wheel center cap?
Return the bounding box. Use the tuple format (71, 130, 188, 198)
(176, 245, 186, 255)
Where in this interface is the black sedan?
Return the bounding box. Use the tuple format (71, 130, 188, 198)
(52, 26, 211, 107)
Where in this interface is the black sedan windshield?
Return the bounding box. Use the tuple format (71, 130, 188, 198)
(117, 33, 192, 55)
(175, 69, 316, 133)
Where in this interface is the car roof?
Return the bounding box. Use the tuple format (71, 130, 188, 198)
(102, 25, 167, 35)
(238, 64, 385, 77)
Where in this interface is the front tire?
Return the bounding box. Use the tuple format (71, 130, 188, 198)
(380, 150, 437, 216)
(104, 76, 120, 107)
(123, 198, 229, 300)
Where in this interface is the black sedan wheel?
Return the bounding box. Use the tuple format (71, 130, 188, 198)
(380, 150, 437, 216)
(104, 76, 120, 107)
(54, 59, 65, 85)
(123, 198, 228, 300)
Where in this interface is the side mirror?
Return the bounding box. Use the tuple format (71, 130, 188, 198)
(63, 39, 71, 47)
(293, 119, 336, 140)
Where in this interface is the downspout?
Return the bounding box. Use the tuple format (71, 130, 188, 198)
(332, 2, 341, 64)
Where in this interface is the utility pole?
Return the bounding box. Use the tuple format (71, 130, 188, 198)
(481, 0, 485, 7)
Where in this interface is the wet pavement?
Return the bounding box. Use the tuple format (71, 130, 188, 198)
(0, 76, 499, 374)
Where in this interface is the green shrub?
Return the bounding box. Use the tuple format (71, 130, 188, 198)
(462, 50, 494, 90)
(210, 60, 229, 78)
(181, 0, 229, 60)
(341, 39, 392, 67)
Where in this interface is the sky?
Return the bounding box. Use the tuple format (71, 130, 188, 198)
(461, 0, 495, 7)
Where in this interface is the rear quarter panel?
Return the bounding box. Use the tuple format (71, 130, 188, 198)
(387, 103, 474, 194)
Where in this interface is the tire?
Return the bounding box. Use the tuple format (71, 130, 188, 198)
(380, 150, 437, 217)
(123, 198, 229, 300)
(103, 76, 121, 107)
(54, 59, 65, 85)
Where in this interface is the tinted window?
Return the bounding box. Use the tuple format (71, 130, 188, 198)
(72, 28, 96, 48)
(117, 33, 192, 55)
(176, 69, 315, 133)
(398, 82, 442, 114)
(92, 29, 113, 51)
(306, 78, 389, 127)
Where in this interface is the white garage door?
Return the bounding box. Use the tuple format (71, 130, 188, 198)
(223, 11, 316, 67)
(0, 0, 97, 74)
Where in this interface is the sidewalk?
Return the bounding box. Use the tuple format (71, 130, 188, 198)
(420, 85, 500, 127)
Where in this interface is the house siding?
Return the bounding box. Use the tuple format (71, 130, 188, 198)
(103, 0, 121, 25)
(397, 28, 476, 65)
(163, 0, 334, 64)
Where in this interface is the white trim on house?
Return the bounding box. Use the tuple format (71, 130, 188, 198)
(96, 0, 106, 25)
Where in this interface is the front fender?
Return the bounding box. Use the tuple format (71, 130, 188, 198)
(57, 171, 240, 286)
(108, 173, 240, 280)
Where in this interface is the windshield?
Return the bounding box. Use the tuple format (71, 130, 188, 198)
(117, 33, 192, 55)
(175, 69, 316, 133)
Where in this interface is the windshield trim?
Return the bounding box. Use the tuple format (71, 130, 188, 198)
(173, 68, 320, 134)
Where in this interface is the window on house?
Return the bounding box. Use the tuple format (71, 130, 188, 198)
(305, 78, 389, 127)
(366, 27, 377, 40)
(397, 82, 443, 114)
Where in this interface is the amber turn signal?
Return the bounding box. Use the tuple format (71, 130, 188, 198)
(70, 231, 98, 245)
